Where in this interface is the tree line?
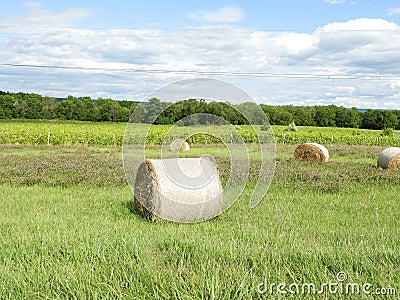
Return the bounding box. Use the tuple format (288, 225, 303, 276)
(0, 91, 137, 122)
(0, 91, 399, 130)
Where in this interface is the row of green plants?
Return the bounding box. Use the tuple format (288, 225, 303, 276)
(0, 120, 399, 146)
(0, 120, 124, 146)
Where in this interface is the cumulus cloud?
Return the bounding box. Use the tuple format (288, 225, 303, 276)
(313, 18, 400, 76)
(274, 33, 319, 55)
(389, 7, 400, 15)
(318, 18, 398, 31)
(186, 6, 245, 23)
(0, 4, 399, 109)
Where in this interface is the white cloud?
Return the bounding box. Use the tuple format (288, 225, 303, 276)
(22, 2, 42, 10)
(318, 18, 397, 31)
(389, 7, 400, 15)
(325, 0, 345, 4)
(0, 5, 399, 109)
(332, 86, 356, 94)
(274, 33, 319, 55)
(186, 6, 245, 23)
(0, 1, 93, 27)
(312, 19, 400, 78)
(390, 80, 400, 89)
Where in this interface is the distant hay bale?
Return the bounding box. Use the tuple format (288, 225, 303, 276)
(377, 147, 400, 170)
(170, 139, 190, 152)
(293, 143, 329, 162)
(134, 157, 223, 222)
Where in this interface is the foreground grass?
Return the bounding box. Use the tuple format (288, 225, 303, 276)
(1, 184, 399, 299)
(0, 144, 399, 299)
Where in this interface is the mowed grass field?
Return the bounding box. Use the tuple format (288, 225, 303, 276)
(0, 123, 400, 299)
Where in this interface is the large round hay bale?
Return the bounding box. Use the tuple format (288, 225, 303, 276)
(377, 147, 400, 170)
(170, 139, 190, 152)
(293, 143, 329, 162)
(134, 157, 223, 222)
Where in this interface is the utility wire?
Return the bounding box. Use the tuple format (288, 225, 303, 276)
(0, 25, 398, 32)
(1, 63, 399, 80)
(1, 25, 400, 38)
(2, 33, 400, 39)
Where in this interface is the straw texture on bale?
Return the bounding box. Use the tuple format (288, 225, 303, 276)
(134, 157, 223, 222)
(293, 143, 329, 162)
(377, 147, 400, 170)
(170, 139, 190, 152)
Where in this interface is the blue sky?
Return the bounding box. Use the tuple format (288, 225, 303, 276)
(1, 1, 400, 108)
(3, 0, 400, 31)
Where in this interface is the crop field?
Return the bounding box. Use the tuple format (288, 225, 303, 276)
(0, 120, 400, 299)
(1, 119, 400, 146)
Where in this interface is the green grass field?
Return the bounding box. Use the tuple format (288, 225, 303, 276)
(1, 126, 400, 299)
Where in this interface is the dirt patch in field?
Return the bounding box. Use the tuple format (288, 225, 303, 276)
(0, 145, 125, 186)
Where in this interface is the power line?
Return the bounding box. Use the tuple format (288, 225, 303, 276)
(1, 25, 400, 38)
(0, 24, 399, 32)
(0, 32, 266, 38)
(1, 63, 399, 80)
(2, 33, 400, 39)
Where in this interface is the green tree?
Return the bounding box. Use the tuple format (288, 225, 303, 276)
(145, 98, 167, 123)
(95, 98, 114, 122)
(116, 105, 130, 122)
(119, 100, 139, 115)
(0, 94, 15, 119)
(42, 96, 58, 119)
(381, 110, 398, 129)
(130, 104, 147, 123)
(205, 102, 226, 125)
(261, 106, 293, 125)
(314, 105, 336, 127)
(205, 101, 241, 125)
(334, 106, 361, 128)
(57, 96, 75, 120)
(22, 94, 44, 119)
(76, 97, 96, 121)
(347, 107, 362, 128)
(292, 107, 315, 126)
(158, 99, 205, 125)
(362, 109, 379, 129)
(361, 109, 396, 130)
(392, 110, 400, 129)
(236, 102, 267, 125)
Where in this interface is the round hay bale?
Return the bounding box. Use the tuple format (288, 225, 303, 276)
(170, 139, 190, 152)
(377, 147, 400, 170)
(134, 157, 223, 222)
(293, 143, 329, 162)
